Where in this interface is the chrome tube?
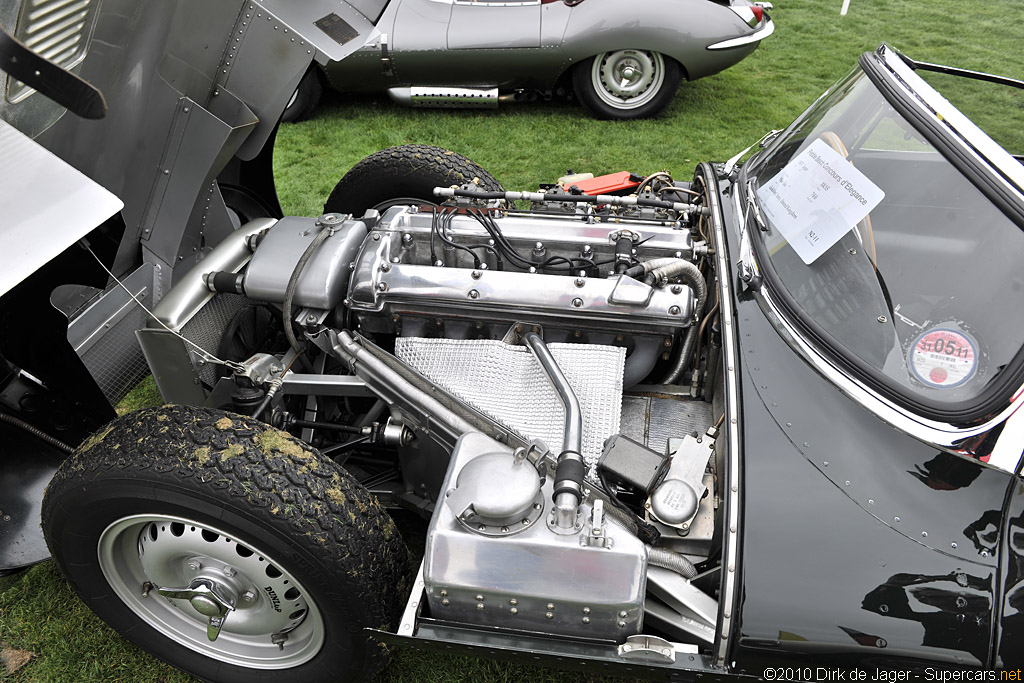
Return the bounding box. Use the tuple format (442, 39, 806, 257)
(524, 332, 584, 529)
(331, 331, 475, 440)
(523, 333, 582, 456)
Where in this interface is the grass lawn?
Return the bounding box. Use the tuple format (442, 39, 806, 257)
(2, 0, 1023, 681)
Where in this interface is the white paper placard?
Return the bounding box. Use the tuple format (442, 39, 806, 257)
(755, 138, 885, 264)
(0, 120, 123, 298)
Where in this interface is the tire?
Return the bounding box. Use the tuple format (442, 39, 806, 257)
(572, 50, 683, 120)
(41, 405, 410, 683)
(323, 144, 503, 216)
(281, 67, 324, 123)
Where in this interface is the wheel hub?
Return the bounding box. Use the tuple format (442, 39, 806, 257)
(592, 50, 666, 110)
(97, 515, 325, 669)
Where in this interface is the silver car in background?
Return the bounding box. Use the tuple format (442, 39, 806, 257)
(284, 0, 774, 121)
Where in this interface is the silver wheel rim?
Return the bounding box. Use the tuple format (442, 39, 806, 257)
(591, 50, 665, 110)
(97, 514, 325, 669)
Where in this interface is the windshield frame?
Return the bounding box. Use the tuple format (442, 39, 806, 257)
(742, 44, 1024, 428)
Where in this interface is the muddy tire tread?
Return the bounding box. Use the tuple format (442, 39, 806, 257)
(42, 404, 410, 683)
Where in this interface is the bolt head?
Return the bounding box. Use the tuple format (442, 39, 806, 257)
(242, 591, 255, 602)
(574, 278, 585, 287)
(187, 560, 201, 571)
(571, 298, 584, 308)
(377, 282, 388, 292)
(222, 567, 236, 578)
(468, 289, 480, 299)
(669, 305, 681, 315)
(471, 270, 482, 279)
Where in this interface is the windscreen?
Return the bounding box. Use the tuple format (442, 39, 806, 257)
(746, 69, 1024, 406)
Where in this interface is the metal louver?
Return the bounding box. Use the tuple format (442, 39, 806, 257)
(6, 0, 99, 103)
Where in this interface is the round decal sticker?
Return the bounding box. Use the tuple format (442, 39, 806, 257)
(909, 327, 978, 389)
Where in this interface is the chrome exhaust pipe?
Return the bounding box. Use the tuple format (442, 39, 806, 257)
(387, 86, 499, 109)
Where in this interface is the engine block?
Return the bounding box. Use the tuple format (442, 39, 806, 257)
(347, 206, 697, 347)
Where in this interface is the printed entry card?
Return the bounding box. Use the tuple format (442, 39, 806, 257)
(755, 138, 885, 265)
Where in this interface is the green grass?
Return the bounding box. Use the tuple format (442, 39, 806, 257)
(3, 0, 1024, 680)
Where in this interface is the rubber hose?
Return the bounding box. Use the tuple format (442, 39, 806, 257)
(0, 413, 74, 454)
(283, 226, 332, 353)
(657, 262, 709, 385)
(624, 258, 678, 279)
(646, 545, 698, 580)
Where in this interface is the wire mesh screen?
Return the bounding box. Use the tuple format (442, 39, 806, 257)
(179, 293, 251, 390)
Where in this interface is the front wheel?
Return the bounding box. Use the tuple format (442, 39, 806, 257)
(572, 50, 683, 120)
(324, 144, 503, 217)
(42, 405, 410, 683)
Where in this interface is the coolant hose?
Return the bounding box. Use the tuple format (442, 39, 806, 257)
(282, 220, 335, 353)
(647, 260, 707, 385)
(646, 545, 698, 580)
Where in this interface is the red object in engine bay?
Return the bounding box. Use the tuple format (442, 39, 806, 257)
(564, 171, 640, 195)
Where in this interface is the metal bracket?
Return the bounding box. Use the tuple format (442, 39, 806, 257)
(617, 634, 679, 663)
(380, 34, 393, 76)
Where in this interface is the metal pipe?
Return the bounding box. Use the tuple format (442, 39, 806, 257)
(150, 218, 276, 331)
(523, 332, 584, 529)
(331, 331, 475, 439)
(433, 187, 710, 216)
(622, 338, 661, 387)
(523, 333, 581, 456)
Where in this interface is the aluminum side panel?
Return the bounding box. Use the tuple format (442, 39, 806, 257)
(392, 0, 453, 53)
(447, 3, 540, 50)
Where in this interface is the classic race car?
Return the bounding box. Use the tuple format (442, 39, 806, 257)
(282, 0, 775, 121)
(0, 0, 1021, 682)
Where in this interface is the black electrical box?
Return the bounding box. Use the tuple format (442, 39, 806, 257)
(597, 434, 670, 495)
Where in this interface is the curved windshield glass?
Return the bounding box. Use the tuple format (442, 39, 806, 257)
(746, 68, 1024, 407)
